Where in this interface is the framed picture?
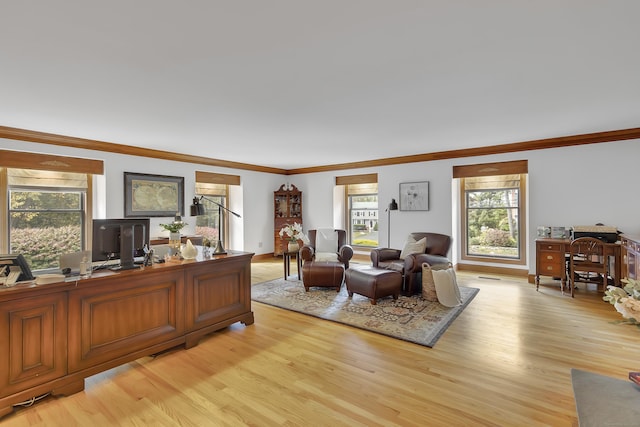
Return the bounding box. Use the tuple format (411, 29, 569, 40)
(124, 172, 184, 217)
(399, 181, 429, 211)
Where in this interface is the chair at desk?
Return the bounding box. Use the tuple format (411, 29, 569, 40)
(568, 237, 609, 298)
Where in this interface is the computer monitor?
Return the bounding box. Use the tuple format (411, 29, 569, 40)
(92, 218, 150, 270)
(0, 253, 35, 282)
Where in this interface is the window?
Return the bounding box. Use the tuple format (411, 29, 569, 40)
(454, 160, 527, 265)
(194, 171, 240, 248)
(335, 174, 379, 248)
(1, 150, 102, 274)
(194, 191, 226, 247)
(347, 184, 378, 247)
(5, 169, 90, 271)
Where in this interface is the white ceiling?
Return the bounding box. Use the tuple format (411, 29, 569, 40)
(2, 1, 639, 170)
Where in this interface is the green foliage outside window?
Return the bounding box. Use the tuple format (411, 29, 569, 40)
(9, 189, 84, 270)
(466, 188, 519, 257)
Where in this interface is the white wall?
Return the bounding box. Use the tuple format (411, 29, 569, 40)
(296, 138, 640, 274)
(3, 137, 639, 275)
(0, 138, 286, 256)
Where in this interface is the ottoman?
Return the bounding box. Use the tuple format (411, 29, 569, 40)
(345, 267, 402, 305)
(301, 261, 345, 292)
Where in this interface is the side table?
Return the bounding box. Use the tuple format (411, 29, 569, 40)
(283, 251, 301, 280)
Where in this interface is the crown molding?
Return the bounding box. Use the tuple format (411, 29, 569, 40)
(2, 125, 639, 175)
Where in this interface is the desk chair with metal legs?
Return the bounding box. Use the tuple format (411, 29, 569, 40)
(569, 237, 609, 298)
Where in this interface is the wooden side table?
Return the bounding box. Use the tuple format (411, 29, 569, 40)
(283, 251, 301, 280)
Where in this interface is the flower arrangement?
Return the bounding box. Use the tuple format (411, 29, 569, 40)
(160, 215, 187, 233)
(603, 278, 640, 326)
(279, 222, 309, 244)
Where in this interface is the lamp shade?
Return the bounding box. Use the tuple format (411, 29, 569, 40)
(190, 197, 205, 216)
(389, 198, 398, 211)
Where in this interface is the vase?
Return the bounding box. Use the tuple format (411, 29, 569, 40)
(169, 232, 181, 254)
(288, 241, 299, 253)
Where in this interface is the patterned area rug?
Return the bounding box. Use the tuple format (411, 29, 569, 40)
(251, 276, 479, 347)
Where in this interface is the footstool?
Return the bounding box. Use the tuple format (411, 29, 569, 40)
(301, 261, 345, 292)
(345, 267, 402, 305)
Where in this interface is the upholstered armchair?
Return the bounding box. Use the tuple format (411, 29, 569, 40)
(370, 232, 451, 295)
(300, 229, 354, 291)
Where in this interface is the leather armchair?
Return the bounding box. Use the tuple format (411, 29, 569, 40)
(371, 232, 451, 295)
(300, 229, 353, 291)
(300, 229, 353, 270)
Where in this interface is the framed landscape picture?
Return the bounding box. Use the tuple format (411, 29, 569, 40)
(399, 181, 429, 211)
(124, 172, 184, 217)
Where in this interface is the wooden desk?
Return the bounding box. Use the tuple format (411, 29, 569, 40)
(535, 238, 622, 291)
(150, 235, 203, 246)
(0, 250, 254, 418)
(283, 251, 301, 280)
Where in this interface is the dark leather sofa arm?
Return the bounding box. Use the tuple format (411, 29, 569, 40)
(300, 245, 315, 262)
(370, 248, 402, 267)
(413, 253, 451, 270)
(338, 245, 354, 269)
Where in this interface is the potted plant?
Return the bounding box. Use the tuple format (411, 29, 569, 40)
(160, 215, 187, 249)
(279, 222, 309, 253)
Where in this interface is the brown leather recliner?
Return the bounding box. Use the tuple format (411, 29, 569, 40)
(370, 232, 451, 295)
(300, 229, 353, 291)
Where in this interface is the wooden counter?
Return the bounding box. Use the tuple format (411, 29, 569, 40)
(0, 250, 254, 418)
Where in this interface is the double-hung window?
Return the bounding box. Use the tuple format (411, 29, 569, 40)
(455, 160, 527, 265)
(1, 150, 102, 274)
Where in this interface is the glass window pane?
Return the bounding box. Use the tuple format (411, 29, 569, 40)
(349, 194, 378, 247)
(10, 190, 82, 210)
(8, 188, 85, 271)
(194, 195, 224, 247)
(466, 188, 520, 259)
(10, 212, 83, 270)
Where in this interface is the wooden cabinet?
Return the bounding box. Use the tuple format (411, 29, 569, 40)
(67, 269, 186, 374)
(0, 251, 254, 419)
(535, 239, 567, 291)
(184, 255, 252, 348)
(0, 292, 67, 399)
(621, 234, 640, 280)
(274, 184, 302, 256)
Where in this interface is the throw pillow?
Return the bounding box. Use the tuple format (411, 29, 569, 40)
(316, 229, 338, 253)
(315, 252, 339, 262)
(431, 263, 462, 307)
(421, 263, 438, 302)
(399, 236, 427, 259)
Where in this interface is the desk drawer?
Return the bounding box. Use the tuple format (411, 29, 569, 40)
(539, 261, 565, 276)
(540, 243, 562, 252)
(539, 251, 565, 276)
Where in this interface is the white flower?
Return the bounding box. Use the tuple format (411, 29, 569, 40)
(604, 278, 640, 325)
(278, 222, 310, 244)
(615, 298, 640, 321)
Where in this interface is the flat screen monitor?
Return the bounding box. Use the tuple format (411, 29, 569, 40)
(92, 218, 150, 269)
(0, 253, 35, 282)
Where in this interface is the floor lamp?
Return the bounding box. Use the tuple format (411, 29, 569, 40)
(386, 198, 398, 247)
(190, 196, 242, 255)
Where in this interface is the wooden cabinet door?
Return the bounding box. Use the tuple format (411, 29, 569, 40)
(185, 257, 252, 330)
(0, 293, 67, 397)
(67, 269, 185, 373)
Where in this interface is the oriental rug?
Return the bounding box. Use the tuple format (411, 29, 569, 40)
(251, 276, 479, 348)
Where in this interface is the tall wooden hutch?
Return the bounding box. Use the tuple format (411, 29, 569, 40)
(274, 184, 302, 256)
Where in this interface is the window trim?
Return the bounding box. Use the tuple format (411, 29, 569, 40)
(457, 161, 527, 266)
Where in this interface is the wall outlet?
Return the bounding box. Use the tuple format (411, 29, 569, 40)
(258, 241, 263, 248)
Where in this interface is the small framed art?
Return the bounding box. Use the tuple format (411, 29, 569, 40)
(124, 172, 184, 217)
(399, 181, 429, 211)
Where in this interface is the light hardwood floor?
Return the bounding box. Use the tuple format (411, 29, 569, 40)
(3, 258, 639, 426)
